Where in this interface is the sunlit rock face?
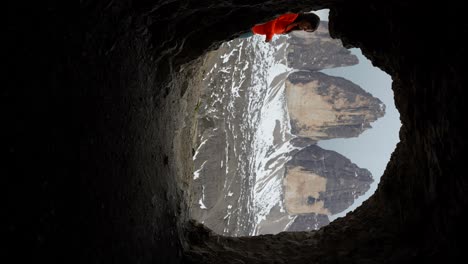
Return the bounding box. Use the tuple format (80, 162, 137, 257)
(284, 166, 330, 215)
(286, 71, 385, 140)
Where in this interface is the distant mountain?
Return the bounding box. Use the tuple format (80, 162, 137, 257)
(286, 22, 358, 71)
(190, 22, 384, 236)
(285, 144, 373, 215)
(255, 143, 374, 235)
(286, 71, 385, 140)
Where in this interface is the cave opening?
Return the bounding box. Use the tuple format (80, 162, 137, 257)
(189, 9, 400, 237)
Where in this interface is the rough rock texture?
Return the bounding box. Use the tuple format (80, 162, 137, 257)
(189, 38, 269, 237)
(285, 144, 373, 215)
(287, 21, 358, 70)
(287, 213, 330, 232)
(287, 71, 385, 140)
(7, 1, 468, 264)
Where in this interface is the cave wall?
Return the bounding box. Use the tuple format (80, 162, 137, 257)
(6, 0, 467, 263)
(7, 1, 197, 262)
(328, 1, 467, 258)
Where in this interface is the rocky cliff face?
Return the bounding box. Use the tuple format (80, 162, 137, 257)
(287, 22, 358, 71)
(286, 213, 330, 232)
(286, 71, 385, 140)
(190, 23, 383, 237)
(284, 144, 373, 216)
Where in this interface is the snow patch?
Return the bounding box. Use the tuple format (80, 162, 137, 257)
(221, 48, 238, 63)
(193, 160, 207, 180)
(199, 185, 207, 209)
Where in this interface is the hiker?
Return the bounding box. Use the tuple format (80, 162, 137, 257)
(239, 12, 320, 42)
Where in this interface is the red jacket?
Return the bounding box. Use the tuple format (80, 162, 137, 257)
(252, 13, 299, 42)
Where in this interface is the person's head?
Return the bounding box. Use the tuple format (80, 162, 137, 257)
(294, 13, 320, 32)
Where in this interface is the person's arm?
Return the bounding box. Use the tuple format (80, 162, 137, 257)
(285, 23, 298, 33)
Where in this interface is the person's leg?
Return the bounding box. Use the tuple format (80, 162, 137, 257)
(238, 30, 254, 39)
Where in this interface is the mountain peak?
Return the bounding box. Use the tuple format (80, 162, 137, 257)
(286, 71, 385, 140)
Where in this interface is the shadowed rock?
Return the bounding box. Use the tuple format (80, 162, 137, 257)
(287, 213, 330, 232)
(287, 21, 359, 70)
(285, 144, 373, 215)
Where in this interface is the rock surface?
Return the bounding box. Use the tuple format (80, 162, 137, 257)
(286, 71, 385, 140)
(287, 213, 330, 232)
(7, 1, 468, 263)
(285, 144, 373, 215)
(287, 21, 358, 71)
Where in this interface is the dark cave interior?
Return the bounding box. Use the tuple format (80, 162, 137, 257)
(6, 1, 468, 263)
